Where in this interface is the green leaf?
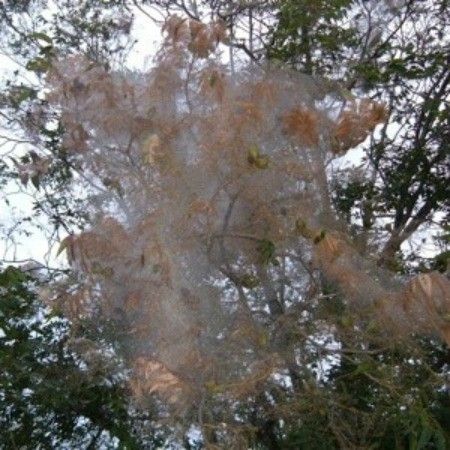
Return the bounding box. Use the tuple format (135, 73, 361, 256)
(417, 426, 432, 449)
(257, 239, 276, 265)
(240, 274, 260, 289)
(29, 32, 53, 45)
(433, 250, 450, 272)
(0, 266, 27, 287)
(434, 431, 447, 450)
(26, 57, 50, 73)
(247, 144, 260, 164)
(254, 155, 269, 169)
(313, 229, 326, 244)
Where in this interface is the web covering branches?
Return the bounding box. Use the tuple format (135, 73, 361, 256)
(36, 15, 450, 445)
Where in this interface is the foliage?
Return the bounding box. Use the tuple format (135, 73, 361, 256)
(0, 1, 449, 449)
(0, 266, 146, 448)
(22, 15, 446, 447)
(267, 0, 357, 75)
(0, 0, 134, 239)
(269, 0, 450, 270)
(267, 2, 450, 447)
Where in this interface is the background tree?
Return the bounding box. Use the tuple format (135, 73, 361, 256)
(266, 1, 450, 447)
(268, 0, 450, 271)
(0, 265, 156, 448)
(0, 3, 149, 448)
(0, 0, 134, 248)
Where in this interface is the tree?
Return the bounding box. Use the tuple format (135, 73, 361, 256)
(0, 1, 449, 448)
(0, 0, 134, 244)
(0, 265, 148, 448)
(268, 0, 450, 271)
(266, 1, 450, 447)
(24, 16, 447, 447)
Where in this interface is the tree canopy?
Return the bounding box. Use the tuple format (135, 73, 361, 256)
(0, 1, 449, 448)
